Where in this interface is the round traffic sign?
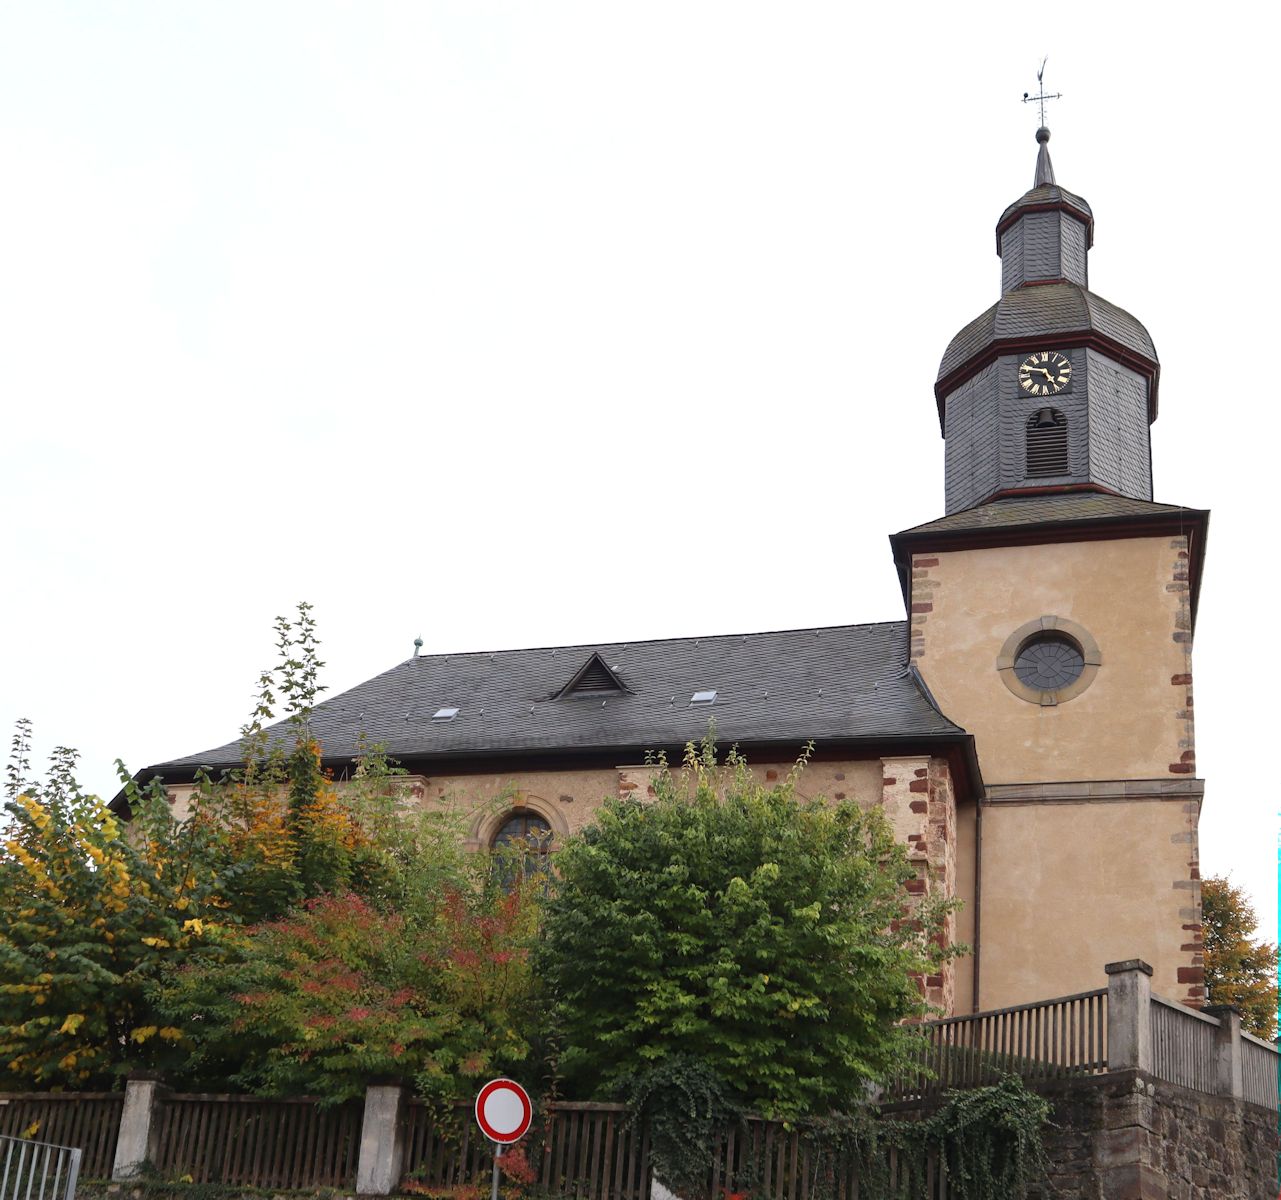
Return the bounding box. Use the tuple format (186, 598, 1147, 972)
(475, 1078, 532, 1144)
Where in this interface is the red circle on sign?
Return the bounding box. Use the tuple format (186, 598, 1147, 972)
(475, 1078, 532, 1144)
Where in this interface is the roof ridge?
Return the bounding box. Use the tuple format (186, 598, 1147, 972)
(403, 619, 907, 662)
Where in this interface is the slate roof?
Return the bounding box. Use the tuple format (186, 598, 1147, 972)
(997, 183, 1094, 241)
(937, 282, 1157, 384)
(146, 622, 967, 778)
(896, 493, 1203, 538)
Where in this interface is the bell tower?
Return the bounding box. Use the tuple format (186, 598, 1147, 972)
(891, 127, 1209, 1016)
(936, 128, 1159, 514)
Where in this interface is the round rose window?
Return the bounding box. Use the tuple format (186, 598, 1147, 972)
(997, 617, 1101, 706)
(1013, 634, 1085, 691)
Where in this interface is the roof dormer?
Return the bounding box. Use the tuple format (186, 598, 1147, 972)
(557, 652, 626, 699)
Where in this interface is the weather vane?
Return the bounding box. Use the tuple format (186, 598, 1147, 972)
(1022, 57, 1062, 128)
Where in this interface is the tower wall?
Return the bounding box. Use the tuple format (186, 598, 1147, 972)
(942, 345, 1152, 511)
(910, 535, 1191, 782)
(908, 534, 1203, 1009)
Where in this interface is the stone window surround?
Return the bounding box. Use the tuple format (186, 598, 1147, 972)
(466, 794, 569, 852)
(997, 615, 1101, 706)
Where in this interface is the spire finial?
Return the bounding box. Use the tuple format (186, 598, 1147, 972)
(1022, 58, 1062, 188)
(1033, 126, 1056, 187)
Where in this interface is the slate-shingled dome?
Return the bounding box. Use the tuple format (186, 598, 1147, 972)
(937, 281, 1157, 386)
(996, 183, 1094, 248)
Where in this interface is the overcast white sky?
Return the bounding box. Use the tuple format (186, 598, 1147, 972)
(2, 3, 1277, 943)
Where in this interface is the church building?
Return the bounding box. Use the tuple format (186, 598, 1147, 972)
(136, 128, 1208, 1018)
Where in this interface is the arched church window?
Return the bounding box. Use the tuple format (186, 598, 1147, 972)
(1026, 408, 1068, 476)
(491, 809, 553, 883)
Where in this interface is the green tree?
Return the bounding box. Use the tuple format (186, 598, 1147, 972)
(1201, 875, 1278, 1040)
(538, 735, 959, 1120)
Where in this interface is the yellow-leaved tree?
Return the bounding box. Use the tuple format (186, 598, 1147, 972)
(0, 603, 397, 1088)
(1201, 875, 1279, 1040)
(0, 721, 235, 1087)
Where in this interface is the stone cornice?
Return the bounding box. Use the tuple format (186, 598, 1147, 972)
(983, 778, 1205, 806)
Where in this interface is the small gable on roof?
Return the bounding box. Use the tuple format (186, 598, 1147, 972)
(557, 652, 626, 698)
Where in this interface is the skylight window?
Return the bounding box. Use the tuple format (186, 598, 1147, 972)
(432, 707, 459, 722)
(690, 690, 717, 706)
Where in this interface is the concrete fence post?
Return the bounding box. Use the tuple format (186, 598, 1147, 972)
(1203, 1005, 1245, 1100)
(1105, 959, 1153, 1073)
(111, 1077, 169, 1180)
(355, 1083, 409, 1196)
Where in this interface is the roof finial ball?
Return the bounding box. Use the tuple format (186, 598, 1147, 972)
(413, 636, 424, 657)
(1036, 126, 1050, 144)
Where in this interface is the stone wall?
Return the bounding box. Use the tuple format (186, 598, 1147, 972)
(880, 755, 958, 1013)
(1027, 1069, 1278, 1200)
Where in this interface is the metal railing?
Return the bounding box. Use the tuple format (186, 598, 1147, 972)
(0, 1133, 82, 1200)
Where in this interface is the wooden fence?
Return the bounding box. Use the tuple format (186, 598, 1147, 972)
(1241, 1031, 1280, 1111)
(0, 963, 1274, 1195)
(1149, 996, 1219, 1096)
(403, 1100, 651, 1200)
(150, 1094, 362, 1189)
(885, 988, 1108, 1102)
(709, 1117, 950, 1200)
(0, 1094, 121, 1181)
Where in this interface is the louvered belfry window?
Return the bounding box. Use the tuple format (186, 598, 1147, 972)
(1026, 408, 1068, 477)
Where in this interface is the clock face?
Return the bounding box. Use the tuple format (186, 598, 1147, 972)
(1018, 350, 1072, 396)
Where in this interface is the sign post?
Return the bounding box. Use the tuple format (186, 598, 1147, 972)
(475, 1078, 532, 1200)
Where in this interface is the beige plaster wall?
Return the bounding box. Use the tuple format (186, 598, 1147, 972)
(953, 801, 976, 1014)
(978, 794, 1201, 1009)
(911, 535, 1194, 784)
(164, 758, 887, 849)
(414, 759, 885, 848)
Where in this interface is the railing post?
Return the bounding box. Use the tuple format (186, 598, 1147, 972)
(111, 1076, 169, 1180)
(1203, 1004, 1245, 1100)
(1104, 959, 1153, 1073)
(63, 1146, 82, 1200)
(355, 1083, 408, 1196)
